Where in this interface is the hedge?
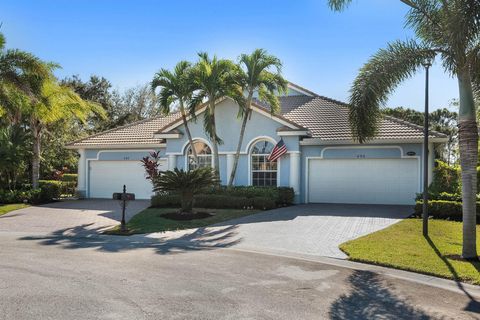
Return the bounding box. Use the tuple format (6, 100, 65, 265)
(414, 200, 480, 221)
(202, 186, 294, 206)
(151, 193, 277, 210)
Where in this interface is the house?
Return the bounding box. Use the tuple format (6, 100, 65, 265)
(66, 82, 448, 205)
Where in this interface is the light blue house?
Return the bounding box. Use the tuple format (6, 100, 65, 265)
(66, 82, 447, 205)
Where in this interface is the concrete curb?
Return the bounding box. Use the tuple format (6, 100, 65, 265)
(227, 246, 480, 299)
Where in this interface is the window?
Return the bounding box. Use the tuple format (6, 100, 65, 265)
(251, 140, 277, 186)
(187, 141, 212, 170)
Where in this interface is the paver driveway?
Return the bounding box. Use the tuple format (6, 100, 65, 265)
(151, 203, 413, 258)
(0, 199, 150, 234)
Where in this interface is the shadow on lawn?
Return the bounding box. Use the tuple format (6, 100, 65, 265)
(425, 236, 480, 314)
(18, 223, 240, 255)
(329, 271, 435, 320)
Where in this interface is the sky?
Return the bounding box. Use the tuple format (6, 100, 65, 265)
(2, 0, 458, 111)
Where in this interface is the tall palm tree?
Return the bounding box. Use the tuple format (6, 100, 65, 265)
(328, 0, 480, 259)
(28, 79, 105, 188)
(0, 32, 52, 123)
(190, 52, 240, 171)
(152, 61, 199, 165)
(227, 49, 287, 186)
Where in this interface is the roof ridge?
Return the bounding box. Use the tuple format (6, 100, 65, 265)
(383, 115, 447, 138)
(66, 113, 178, 146)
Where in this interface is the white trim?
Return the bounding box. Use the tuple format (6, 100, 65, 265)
(244, 136, 277, 154)
(250, 104, 299, 129)
(66, 143, 166, 150)
(182, 138, 214, 170)
(304, 145, 421, 203)
(160, 97, 300, 134)
(300, 137, 448, 146)
(277, 130, 310, 136)
(153, 133, 182, 139)
(247, 137, 281, 187)
(287, 83, 315, 97)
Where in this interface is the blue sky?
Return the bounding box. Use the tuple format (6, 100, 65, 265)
(2, 0, 458, 111)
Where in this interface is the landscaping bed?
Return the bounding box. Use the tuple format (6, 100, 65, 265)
(105, 207, 260, 235)
(340, 219, 480, 285)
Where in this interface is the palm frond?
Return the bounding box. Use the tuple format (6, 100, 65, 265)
(349, 39, 436, 142)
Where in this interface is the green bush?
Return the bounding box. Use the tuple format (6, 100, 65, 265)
(414, 200, 480, 221)
(37, 180, 62, 203)
(277, 187, 295, 206)
(430, 160, 460, 194)
(61, 173, 78, 182)
(151, 194, 180, 207)
(202, 186, 294, 206)
(151, 193, 275, 210)
(250, 197, 276, 210)
(0, 189, 33, 204)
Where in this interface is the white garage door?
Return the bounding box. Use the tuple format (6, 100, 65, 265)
(89, 160, 167, 199)
(308, 158, 419, 205)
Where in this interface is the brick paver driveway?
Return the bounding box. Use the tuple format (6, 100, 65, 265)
(153, 203, 413, 259)
(0, 199, 150, 234)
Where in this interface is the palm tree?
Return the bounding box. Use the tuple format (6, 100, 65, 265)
(227, 49, 288, 187)
(328, 0, 479, 259)
(0, 32, 52, 123)
(28, 79, 105, 188)
(153, 168, 219, 214)
(190, 52, 240, 171)
(152, 61, 199, 165)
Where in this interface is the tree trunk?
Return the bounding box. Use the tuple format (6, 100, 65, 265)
(457, 71, 478, 260)
(32, 123, 42, 189)
(209, 102, 220, 172)
(180, 191, 194, 213)
(228, 93, 253, 187)
(180, 101, 198, 167)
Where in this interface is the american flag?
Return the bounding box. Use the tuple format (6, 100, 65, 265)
(268, 139, 287, 162)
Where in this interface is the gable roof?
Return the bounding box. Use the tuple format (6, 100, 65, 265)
(65, 113, 181, 148)
(66, 82, 447, 148)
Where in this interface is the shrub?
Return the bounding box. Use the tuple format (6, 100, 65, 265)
(37, 180, 62, 203)
(151, 194, 181, 207)
(152, 168, 220, 213)
(277, 187, 295, 206)
(202, 186, 295, 206)
(151, 193, 275, 210)
(61, 173, 78, 182)
(193, 195, 250, 209)
(250, 197, 276, 210)
(430, 160, 460, 194)
(414, 200, 480, 221)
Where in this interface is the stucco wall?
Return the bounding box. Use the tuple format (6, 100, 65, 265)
(164, 98, 300, 185)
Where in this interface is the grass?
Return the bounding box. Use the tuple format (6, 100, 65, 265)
(340, 218, 480, 285)
(0, 203, 29, 216)
(105, 207, 260, 235)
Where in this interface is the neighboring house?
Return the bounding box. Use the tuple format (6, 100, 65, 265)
(66, 82, 447, 205)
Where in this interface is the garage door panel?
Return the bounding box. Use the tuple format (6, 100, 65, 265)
(308, 158, 419, 205)
(89, 160, 167, 199)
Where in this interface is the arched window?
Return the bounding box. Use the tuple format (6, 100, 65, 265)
(187, 140, 212, 170)
(251, 140, 277, 186)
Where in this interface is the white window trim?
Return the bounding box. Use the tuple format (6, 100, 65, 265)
(183, 138, 214, 170)
(247, 137, 281, 187)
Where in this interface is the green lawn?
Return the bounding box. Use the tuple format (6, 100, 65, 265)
(0, 203, 29, 216)
(340, 219, 480, 285)
(106, 207, 260, 235)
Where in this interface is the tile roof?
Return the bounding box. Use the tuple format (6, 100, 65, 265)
(67, 86, 447, 148)
(66, 113, 181, 148)
(281, 96, 446, 141)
